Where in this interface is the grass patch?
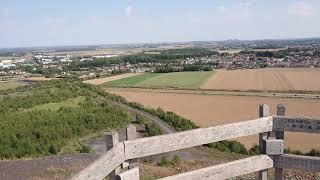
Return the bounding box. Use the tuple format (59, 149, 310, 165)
(0, 81, 25, 90)
(25, 96, 85, 112)
(103, 73, 161, 87)
(103, 72, 213, 89)
(136, 72, 213, 89)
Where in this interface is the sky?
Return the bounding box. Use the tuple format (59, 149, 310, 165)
(0, 0, 319, 48)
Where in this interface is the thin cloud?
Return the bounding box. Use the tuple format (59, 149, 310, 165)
(288, 1, 313, 16)
(217, 5, 227, 13)
(125, 5, 133, 16)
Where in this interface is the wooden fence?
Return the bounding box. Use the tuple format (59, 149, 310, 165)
(72, 104, 320, 180)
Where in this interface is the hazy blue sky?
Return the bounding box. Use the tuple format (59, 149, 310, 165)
(0, 0, 319, 47)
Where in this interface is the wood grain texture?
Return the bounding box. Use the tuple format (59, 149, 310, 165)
(273, 116, 320, 134)
(124, 117, 273, 159)
(159, 155, 273, 180)
(274, 104, 285, 180)
(125, 125, 138, 169)
(258, 104, 270, 180)
(71, 143, 125, 180)
(116, 167, 140, 180)
(274, 154, 320, 172)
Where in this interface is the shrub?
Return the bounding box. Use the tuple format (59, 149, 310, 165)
(157, 157, 171, 167)
(207, 140, 248, 154)
(172, 155, 181, 164)
(145, 123, 162, 137)
(136, 114, 146, 125)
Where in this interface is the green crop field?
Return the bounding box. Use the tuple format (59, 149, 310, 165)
(103, 71, 213, 89)
(103, 73, 161, 87)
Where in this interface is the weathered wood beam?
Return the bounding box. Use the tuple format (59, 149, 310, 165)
(123, 116, 273, 159)
(258, 104, 270, 180)
(159, 155, 273, 180)
(273, 116, 320, 134)
(106, 132, 122, 179)
(126, 125, 139, 169)
(274, 154, 320, 172)
(274, 104, 285, 180)
(71, 142, 125, 180)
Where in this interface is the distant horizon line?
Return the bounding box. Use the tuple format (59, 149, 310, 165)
(1, 36, 320, 50)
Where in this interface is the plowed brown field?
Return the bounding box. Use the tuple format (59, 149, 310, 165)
(201, 68, 320, 91)
(109, 89, 320, 152)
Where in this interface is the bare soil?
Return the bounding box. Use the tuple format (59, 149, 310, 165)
(109, 89, 320, 152)
(202, 68, 320, 91)
(0, 154, 98, 180)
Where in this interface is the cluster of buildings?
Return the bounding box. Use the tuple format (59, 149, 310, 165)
(34, 54, 72, 64)
(183, 54, 320, 70)
(0, 60, 17, 70)
(2, 50, 320, 78)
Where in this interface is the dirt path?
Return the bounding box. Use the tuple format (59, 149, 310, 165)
(0, 154, 98, 180)
(95, 98, 219, 163)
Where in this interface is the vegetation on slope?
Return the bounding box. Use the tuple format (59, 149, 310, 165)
(104, 93, 198, 131)
(0, 79, 130, 159)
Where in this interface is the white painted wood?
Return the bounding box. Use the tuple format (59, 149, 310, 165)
(71, 143, 125, 180)
(275, 154, 320, 172)
(273, 116, 320, 134)
(116, 167, 140, 180)
(159, 155, 273, 180)
(123, 116, 273, 159)
(258, 104, 270, 180)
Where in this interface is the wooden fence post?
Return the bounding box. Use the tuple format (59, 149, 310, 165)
(106, 131, 121, 180)
(126, 125, 139, 169)
(274, 104, 285, 180)
(258, 104, 270, 180)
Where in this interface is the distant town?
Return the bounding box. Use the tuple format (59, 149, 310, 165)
(1, 38, 320, 80)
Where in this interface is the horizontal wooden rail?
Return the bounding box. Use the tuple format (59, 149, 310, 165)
(71, 143, 125, 180)
(159, 155, 273, 180)
(274, 154, 320, 172)
(273, 116, 320, 133)
(123, 116, 273, 159)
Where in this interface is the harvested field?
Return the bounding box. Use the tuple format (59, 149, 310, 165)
(201, 68, 320, 92)
(84, 73, 143, 85)
(108, 89, 320, 152)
